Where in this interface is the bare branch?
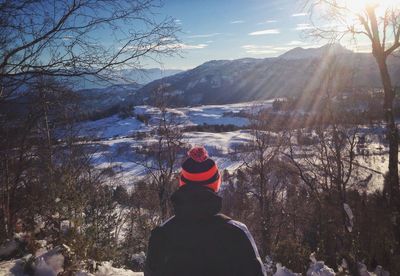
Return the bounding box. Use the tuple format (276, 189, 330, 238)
(0, 0, 181, 99)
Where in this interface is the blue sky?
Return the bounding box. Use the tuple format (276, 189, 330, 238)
(145, 0, 320, 69)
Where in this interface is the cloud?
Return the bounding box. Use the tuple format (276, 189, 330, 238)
(62, 36, 74, 41)
(242, 45, 273, 50)
(295, 23, 314, 31)
(174, 19, 182, 25)
(160, 37, 176, 42)
(292, 13, 308, 17)
(249, 29, 280, 36)
(346, 42, 374, 53)
(187, 33, 221, 38)
(180, 43, 208, 49)
(257, 20, 278, 25)
(273, 46, 298, 51)
(133, 42, 208, 51)
(152, 42, 208, 50)
(231, 20, 245, 24)
(287, 40, 307, 46)
(242, 44, 278, 55)
(246, 50, 278, 54)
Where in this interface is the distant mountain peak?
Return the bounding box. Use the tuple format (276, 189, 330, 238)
(279, 43, 353, 60)
(133, 44, 399, 108)
(201, 60, 231, 67)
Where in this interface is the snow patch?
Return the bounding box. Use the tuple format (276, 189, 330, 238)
(307, 253, 335, 276)
(274, 263, 301, 276)
(95, 262, 143, 276)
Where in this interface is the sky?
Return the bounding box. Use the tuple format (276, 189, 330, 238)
(143, 0, 325, 70)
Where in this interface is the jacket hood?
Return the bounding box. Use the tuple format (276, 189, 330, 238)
(171, 185, 222, 220)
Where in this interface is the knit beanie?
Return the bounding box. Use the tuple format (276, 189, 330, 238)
(179, 147, 221, 192)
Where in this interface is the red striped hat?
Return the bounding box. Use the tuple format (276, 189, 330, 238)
(179, 147, 221, 192)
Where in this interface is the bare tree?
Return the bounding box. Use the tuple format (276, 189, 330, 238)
(304, 0, 400, 261)
(286, 118, 362, 273)
(0, 76, 76, 239)
(238, 108, 288, 257)
(284, 54, 363, 272)
(304, 0, 400, 222)
(137, 88, 186, 221)
(0, 0, 180, 100)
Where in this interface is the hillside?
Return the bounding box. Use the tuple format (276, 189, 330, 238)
(134, 44, 400, 107)
(68, 68, 184, 90)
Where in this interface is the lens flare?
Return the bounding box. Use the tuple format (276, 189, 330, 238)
(341, 0, 400, 13)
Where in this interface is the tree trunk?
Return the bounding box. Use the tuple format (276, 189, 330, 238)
(376, 55, 400, 255)
(159, 179, 173, 221)
(159, 187, 168, 221)
(2, 156, 12, 239)
(376, 57, 399, 199)
(258, 163, 271, 258)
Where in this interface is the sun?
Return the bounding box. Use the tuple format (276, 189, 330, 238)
(338, 0, 400, 13)
(348, 0, 374, 12)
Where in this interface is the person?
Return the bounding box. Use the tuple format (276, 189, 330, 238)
(144, 146, 266, 276)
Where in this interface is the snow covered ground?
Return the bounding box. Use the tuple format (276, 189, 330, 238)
(76, 100, 274, 139)
(0, 239, 144, 276)
(77, 115, 150, 139)
(177, 100, 275, 127)
(88, 130, 253, 187)
(70, 100, 273, 186)
(0, 257, 144, 276)
(0, 238, 388, 276)
(67, 100, 393, 192)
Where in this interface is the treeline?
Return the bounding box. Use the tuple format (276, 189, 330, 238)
(272, 91, 400, 125)
(183, 123, 242, 133)
(71, 102, 137, 122)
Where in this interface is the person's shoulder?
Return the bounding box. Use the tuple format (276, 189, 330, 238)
(160, 215, 176, 227)
(150, 216, 176, 236)
(219, 217, 255, 242)
(213, 213, 232, 223)
(226, 219, 250, 232)
(225, 219, 250, 234)
(221, 218, 263, 260)
(214, 214, 250, 234)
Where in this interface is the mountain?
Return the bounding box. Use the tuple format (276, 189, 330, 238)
(279, 43, 352, 60)
(134, 44, 400, 107)
(68, 68, 184, 90)
(76, 83, 143, 114)
(114, 68, 183, 85)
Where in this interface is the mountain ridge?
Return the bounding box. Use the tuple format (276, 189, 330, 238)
(133, 44, 400, 107)
(69, 68, 184, 90)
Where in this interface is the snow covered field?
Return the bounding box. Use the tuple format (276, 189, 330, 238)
(69, 100, 392, 191)
(88, 130, 253, 187)
(76, 100, 275, 139)
(70, 100, 272, 186)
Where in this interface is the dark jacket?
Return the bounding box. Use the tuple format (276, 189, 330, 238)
(144, 185, 266, 276)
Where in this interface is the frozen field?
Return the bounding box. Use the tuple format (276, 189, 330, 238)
(72, 100, 391, 191)
(76, 100, 275, 139)
(89, 130, 253, 187)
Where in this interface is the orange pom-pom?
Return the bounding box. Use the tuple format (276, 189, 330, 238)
(188, 147, 209, 162)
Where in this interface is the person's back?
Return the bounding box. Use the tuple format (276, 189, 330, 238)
(144, 147, 266, 276)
